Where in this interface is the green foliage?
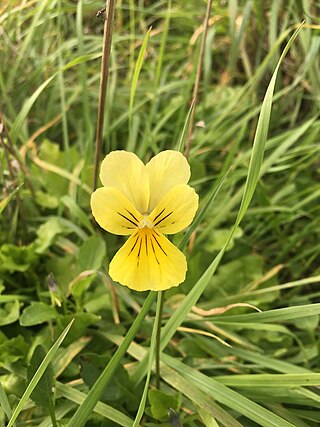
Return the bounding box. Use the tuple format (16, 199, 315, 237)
(148, 389, 181, 420)
(0, 300, 20, 326)
(78, 235, 106, 271)
(20, 302, 58, 327)
(0, 243, 36, 272)
(0, 335, 28, 367)
(0, 0, 320, 426)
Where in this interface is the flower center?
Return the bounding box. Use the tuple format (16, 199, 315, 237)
(138, 215, 153, 229)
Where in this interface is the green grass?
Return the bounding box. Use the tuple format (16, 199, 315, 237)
(0, 1, 320, 426)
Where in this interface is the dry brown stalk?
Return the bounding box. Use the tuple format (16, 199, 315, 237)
(93, 0, 117, 191)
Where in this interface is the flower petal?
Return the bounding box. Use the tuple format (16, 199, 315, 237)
(109, 229, 187, 291)
(100, 151, 149, 213)
(146, 150, 190, 211)
(91, 187, 143, 235)
(148, 184, 198, 234)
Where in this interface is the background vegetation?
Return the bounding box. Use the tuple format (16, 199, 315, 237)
(0, 0, 320, 426)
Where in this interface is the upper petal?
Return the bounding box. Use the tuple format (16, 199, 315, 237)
(146, 150, 190, 211)
(100, 151, 149, 213)
(109, 228, 187, 291)
(148, 184, 198, 234)
(91, 187, 143, 235)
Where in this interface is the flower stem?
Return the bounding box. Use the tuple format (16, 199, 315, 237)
(132, 291, 164, 426)
(155, 290, 165, 389)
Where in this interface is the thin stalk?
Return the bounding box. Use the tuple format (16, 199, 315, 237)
(0, 113, 36, 201)
(132, 291, 164, 426)
(76, 0, 93, 153)
(58, 0, 70, 158)
(0, 120, 23, 225)
(155, 290, 165, 390)
(185, 0, 213, 158)
(0, 137, 14, 219)
(93, 0, 116, 191)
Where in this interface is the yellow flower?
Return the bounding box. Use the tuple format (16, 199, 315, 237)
(91, 150, 199, 291)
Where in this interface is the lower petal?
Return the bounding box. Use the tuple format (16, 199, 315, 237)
(109, 229, 187, 291)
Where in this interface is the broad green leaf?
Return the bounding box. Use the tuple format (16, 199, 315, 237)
(0, 244, 36, 272)
(35, 217, 64, 254)
(35, 191, 59, 209)
(20, 302, 57, 326)
(148, 389, 181, 420)
(0, 336, 28, 367)
(78, 235, 106, 271)
(0, 300, 20, 326)
(27, 345, 55, 409)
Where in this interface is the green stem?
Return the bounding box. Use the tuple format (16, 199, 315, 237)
(132, 291, 164, 426)
(155, 290, 165, 390)
(48, 399, 58, 427)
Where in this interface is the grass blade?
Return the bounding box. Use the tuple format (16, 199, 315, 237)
(215, 373, 320, 387)
(0, 184, 23, 215)
(178, 166, 232, 250)
(0, 382, 12, 421)
(56, 382, 135, 427)
(164, 354, 294, 427)
(129, 28, 151, 122)
(206, 303, 320, 324)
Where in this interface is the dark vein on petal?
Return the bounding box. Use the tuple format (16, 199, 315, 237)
(153, 208, 165, 222)
(125, 209, 139, 223)
(117, 211, 138, 227)
(137, 238, 143, 265)
(152, 234, 167, 256)
(150, 239, 160, 264)
(129, 234, 140, 254)
(154, 211, 173, 227)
